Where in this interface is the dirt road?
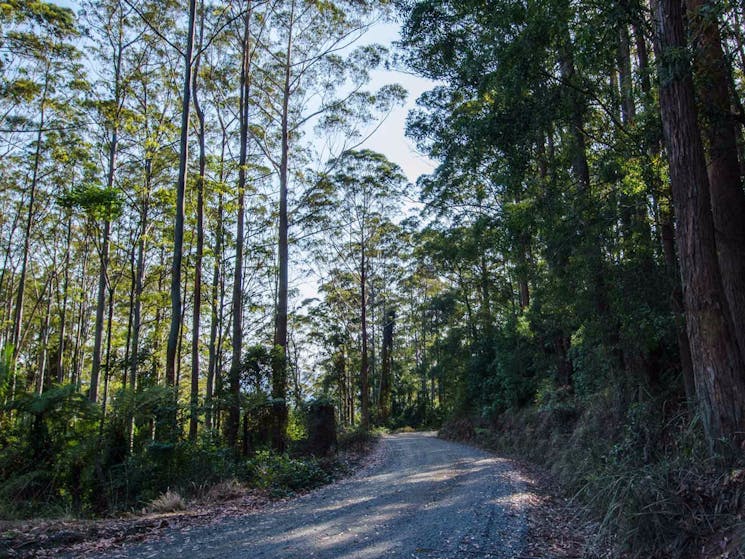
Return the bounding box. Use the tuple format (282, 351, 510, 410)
(86, 432, 530, 558)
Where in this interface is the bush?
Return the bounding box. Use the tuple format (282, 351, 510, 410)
(205, 479, 246, 502)
(337, 426, 379, 453)
(246, 451, 331, 495)
(0, 384, 99, 518)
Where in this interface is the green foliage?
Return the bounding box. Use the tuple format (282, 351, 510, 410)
(59, 183, 124, 221)
(246, 451, 331, 496)
(336, 425, 379, 453)
(0, 385, 99, 517)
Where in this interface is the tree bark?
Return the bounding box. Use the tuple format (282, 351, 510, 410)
(653, 0, 745, 451)
(189, 2, 206, 442)
(359, 247, 370, 430)
(379, 307, 394, 424)
(57, 210, 73, 384)
(12, 63, 49, 397)
(686, 0, 745, 362)
(227, 3, 252, 449)
(90, 219, 110, 402)
(166, 0, 198, 396)
(271, 0, 295, 451)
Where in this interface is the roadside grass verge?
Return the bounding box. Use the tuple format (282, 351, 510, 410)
(440, 393, 745, 558)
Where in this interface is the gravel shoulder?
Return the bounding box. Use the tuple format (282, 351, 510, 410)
(62, 432, 532, 559)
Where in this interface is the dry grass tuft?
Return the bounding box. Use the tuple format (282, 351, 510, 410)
(148, 490, 186, 513)
(205, 479, 246, 502)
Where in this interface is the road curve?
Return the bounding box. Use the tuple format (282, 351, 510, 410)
(92, 432, 530, 559)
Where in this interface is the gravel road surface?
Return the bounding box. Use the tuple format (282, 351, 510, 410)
(88, 432, 530, 558)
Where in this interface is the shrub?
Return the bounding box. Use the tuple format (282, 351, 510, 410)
(247, 451, 331, 495)
(337, 426, 378, 453)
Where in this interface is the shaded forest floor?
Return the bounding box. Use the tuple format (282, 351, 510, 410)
(0, 441, 378, 558)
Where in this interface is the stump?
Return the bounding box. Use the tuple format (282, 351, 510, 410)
(306, 402, 336, 456)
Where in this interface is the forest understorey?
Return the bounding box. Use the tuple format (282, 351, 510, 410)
(0, 438, 378, 558)
(440, 410, 745, 559)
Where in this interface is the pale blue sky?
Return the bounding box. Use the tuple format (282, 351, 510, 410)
(356, 22, 437, 184)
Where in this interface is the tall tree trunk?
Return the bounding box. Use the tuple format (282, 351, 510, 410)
(91, 27, 125, 403)
(36, 279, 52, 395)
(130, 167, 150, 390)
(227, 4, 252, 449)
(359, 247, 370, 430)
(57, 210, 73, 384)
(100, 284, 115, 428)
(72, 235, 91, 387)
(0, 201, 22, 362)
(379, 307, 394, 424)
(206, 181, 224, 431)
(12, 64, 49, 397)
(123, 243, 135, 390)
(189, 3, 207, 441)
(166, 0, 198, 396)
(660, 209, 696, 405)
(90, 219, 110, 403)
(686, 0, 745, 361)
(653, 0, 745, 451)
(272, 0, 295, 451)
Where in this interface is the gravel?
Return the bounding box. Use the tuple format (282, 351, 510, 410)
(83, 432, 530, 559)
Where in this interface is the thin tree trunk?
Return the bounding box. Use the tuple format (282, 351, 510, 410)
(190, 3, 207, 441)
(36, 279, 53, 395)
(101, 284, 115, 427)
(227, 3, 252, 449)
(12, 64, 49, 395)
(271, 0, 295, 451)
(91, 26, 125, 403)
(379, 307, 394, 424)
(360, 247, 370, 430)
(130, 169, 150, 390)
(57, 210, 73, 384)
(72, 234, 91, 387)
(206, 184, 224, 430)
(166, 0, 198, 393)
(90, 219, 110, 403)
(123, 242, 136, 389)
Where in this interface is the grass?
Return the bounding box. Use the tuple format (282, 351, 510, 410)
(439, 392, 745, 558)
(148, 490, 186, 513)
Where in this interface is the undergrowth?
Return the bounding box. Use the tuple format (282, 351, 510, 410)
(0, 391, 347, 519)
(440, 391, 745, 558)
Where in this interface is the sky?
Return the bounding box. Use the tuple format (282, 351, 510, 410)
(355, 22, 438, 184)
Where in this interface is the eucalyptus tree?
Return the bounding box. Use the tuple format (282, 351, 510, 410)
(0, 1, 81, 399)
(685, 0, 745, 362)
(314, 149, 406, 428)
(652, 0, 745, 451)
(81, 0, 141, 402)
(125, 44, 180, 397)
(253, 0, 405, 442)
(165, 0, 198, 401)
